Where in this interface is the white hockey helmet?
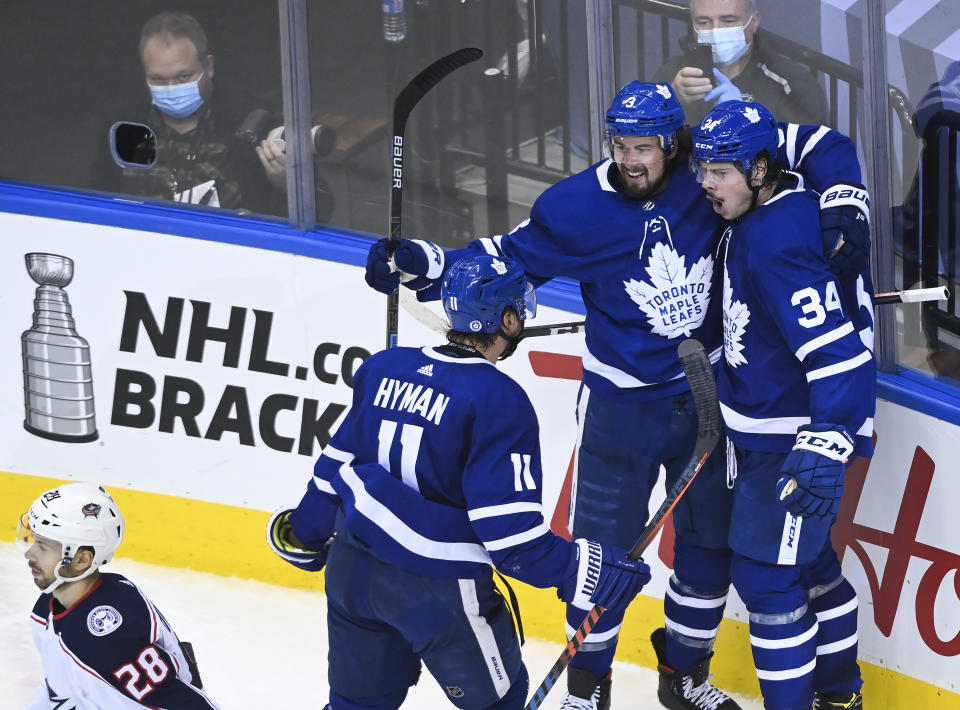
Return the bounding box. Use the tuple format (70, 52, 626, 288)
(17, 482, 125, 593)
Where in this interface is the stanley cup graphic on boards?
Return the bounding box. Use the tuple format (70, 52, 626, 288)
(21, 253, 98, 442)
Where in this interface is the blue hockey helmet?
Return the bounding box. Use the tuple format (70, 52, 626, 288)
(605, 81, 685, 152)
(442, 254, 536, 334)
(692, 100, 779, 173)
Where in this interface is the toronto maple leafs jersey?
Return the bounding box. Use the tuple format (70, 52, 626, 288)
(290, 343, 573, 585)
(416, 123, 864, 401)
(28, 573, 218, 710)
(719, 173, 875, 456)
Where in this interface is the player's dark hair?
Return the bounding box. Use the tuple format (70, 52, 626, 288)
(446, 329, 497, 349)
(139, 12, 210, 61)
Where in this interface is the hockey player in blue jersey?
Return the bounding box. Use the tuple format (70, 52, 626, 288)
(692, 101, 874, 710)
(18, 482, 218, 709)
(363, 81, 869, 710)
(267, 253, 653, 710)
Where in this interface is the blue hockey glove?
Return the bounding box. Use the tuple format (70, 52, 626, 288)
(704, 68, 743, 104)
(777, 423, 855, 519)
(820, 184, 871, 283)
(266, 509, 332, 572)
(391, 238, 446, 291)
(365, 238, 401, 294)
(557, 539, 651, 612)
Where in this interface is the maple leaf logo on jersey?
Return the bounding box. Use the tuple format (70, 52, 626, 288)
(722, 265, 750, 367)
(623, 241, 713, 338)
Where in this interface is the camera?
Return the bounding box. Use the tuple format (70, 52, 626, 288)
(234, 108, 336, 157)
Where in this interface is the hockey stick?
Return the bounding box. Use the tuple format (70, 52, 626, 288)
(524, 338, 721, 710)
(385, 47, 484, 350)
(873, 285, 949, 304)
(399, 286, 950, 340)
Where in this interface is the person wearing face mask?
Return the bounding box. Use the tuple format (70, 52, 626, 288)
(654, 0, 827, 128)
(90, 11, 286, 214)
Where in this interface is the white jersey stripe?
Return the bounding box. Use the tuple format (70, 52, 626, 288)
(815, 596, 859, 622)
(483, 522, 551, 551)
(321, 445, 353, 463)
(806, 350, 872, 382)
(750, 622, 819, 649)
(665, 583, 728, 609)
(720, 402, 810, 435)
(755, 658, 817, 681)
(312, 476, 337, 496)
(459, 579, 512, 698)
(794, 322, 855, 361)
(468, 502, 543, 521)
(478, 237, 499, 256)
(665, 618, 723, 639)
(817, 633, 858, 655)
(796, 126, 831, 168)
(340, 465, 492, 564)
(785, 123, 799, 167)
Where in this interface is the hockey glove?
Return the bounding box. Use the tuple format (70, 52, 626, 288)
(777, 423, 855, 519)
(557, 538, 651, 613)
(820, 184, 870, 283)
(704, 69, 743, 104)
(390, 238, 446, 291)
(266, 509, 332, 572)
(365, 238, 401, 294)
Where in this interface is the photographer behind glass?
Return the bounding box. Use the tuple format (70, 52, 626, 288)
(654, 0, 826, 127)
(92, 11, 285, 214)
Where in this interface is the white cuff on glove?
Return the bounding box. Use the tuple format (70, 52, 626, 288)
(794, 428, 854, 462)
(820, 184, 870, 222)
(569, 538, 603, 611)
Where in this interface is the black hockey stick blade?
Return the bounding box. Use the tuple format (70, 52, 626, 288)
(524, 339, 720, 710)
(392, 47, 483, 143)
(386, 47, 483, 350)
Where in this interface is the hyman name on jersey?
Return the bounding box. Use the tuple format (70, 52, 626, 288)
(372, 377, 450, 425)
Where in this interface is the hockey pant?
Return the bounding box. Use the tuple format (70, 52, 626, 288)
(566, 385, 733, 678)
(729, 448, 862, 710)
(324, 532, 527, 710)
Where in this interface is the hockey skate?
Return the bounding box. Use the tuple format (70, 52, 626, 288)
(558, 667, 611, 710)
(814, 691, 863, 708)
(651, 628, 741, 710)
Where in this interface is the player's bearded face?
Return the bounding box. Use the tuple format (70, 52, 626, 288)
(611, 136, 671, 199)
(698, 161, 754, 219)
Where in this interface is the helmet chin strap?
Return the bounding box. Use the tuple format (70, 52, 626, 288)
(42, 558, 99, 595)
(498, 322, 526, 360)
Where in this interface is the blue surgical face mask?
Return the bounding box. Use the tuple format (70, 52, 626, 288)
(149, 73, 205, 119)
(697, 16, 755, 66)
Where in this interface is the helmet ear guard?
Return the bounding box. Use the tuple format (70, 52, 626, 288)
(18, 482, 125, 594)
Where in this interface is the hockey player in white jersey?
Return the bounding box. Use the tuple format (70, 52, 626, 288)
(692, 101, 874, 710)
(17, 482, 218, 710)
(268, 253, 653, 710)
(364, 81, 869, 710)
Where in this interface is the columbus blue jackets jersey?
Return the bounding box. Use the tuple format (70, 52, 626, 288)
(28, 573, 217, 709)
(416, 123, 864, 401)
(718, 173, 875, 456)
(290, 343, 573, 585)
